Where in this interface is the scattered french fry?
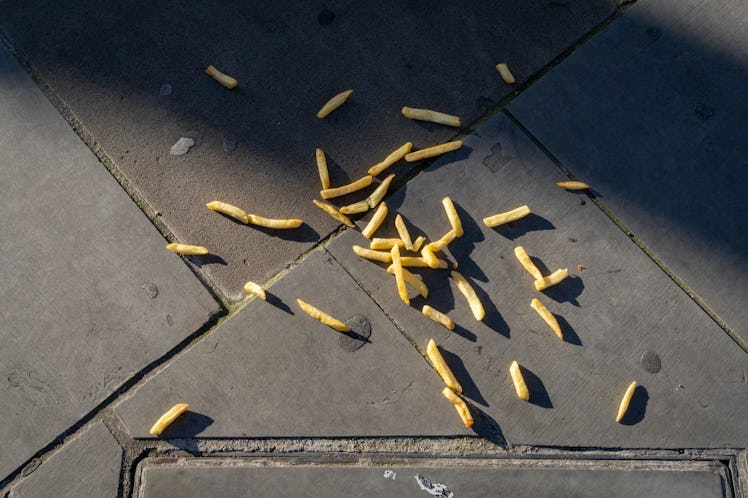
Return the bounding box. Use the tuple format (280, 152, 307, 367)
(206, 200, 250, 224)
(405, 141, 463, 162)
(205, 65, 238, 89)
(401, 256, 448, 269)
(361, 202, 388, 238)
(166, 243, 209, 256)
(412, 235, 426, 253)
(483, 205, 531, 228)
(514, 246, 543, 281)
(248, 214, 302, 229)
(557, 180, 590, 190)
(616, 381, 637, 423)
(442, 387, 474, 428)
(387, 265, 429, 298)
(317, 89, 353, 118)
(313, 199, 355, 227)
(296, 298, 349, 332)
(315, 148, 330, 190)
(320, 175, 373, 200)
(535, 268, 569, 291)
(530, 298, 562, 340)
(427, 339, 461, 391)
(451, 271, 485, 321)
(421, 246, 442, 269)
(149, 403, 189, 435)
(368, 142, 413, 176)
(442, 197, 463, 237)
(422, 305, 454, 330)
(353, 245, 392, 263)
(509, 361, 530, 401)
(395, 214, 414, 251)
(402, 106, 461, 127)
(425, 230, 457, 253)
(366, 174, 395, 208)
(340, 200, 370, 215)
(371, 238, 405, 250)
(391, 245, 409, 305)
(243, 281, 267, 300)
(495, 63, 515, 84)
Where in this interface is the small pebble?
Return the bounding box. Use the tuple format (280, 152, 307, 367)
(159, 83, 173, 96)
(169, 137, 195, 156)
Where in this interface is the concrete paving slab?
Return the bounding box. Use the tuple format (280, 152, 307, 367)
(137, 458, 732, 498)
(0, 0, 618, 299)
(0, 43, 221, 480)
(10, 423, 122, 498)
(327, 113, 748, 448)
(508, 0, 748, 344)
(115, 249, 468, 440)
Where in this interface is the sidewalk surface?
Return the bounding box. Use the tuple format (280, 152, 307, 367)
(1, 0, 746, 496)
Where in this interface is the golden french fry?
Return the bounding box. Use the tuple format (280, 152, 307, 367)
(442, 197, 463, 237)
(248, 214, 302, 229)
(495, 63, 515, 84)
(422, 305, 454, 330)
(425, 230, 457, 253)
(313, 199, 355, 227)
(206, 200, 250, 224)
(296, 298, 349, 332)
(616, 381, 637, 423)
(243, 281, 267, 300)
(427, 339, 461, 391)
(530, 298, 562, 340)
(400, 256, 447, 269)
(368, 142, 413, 176)
(509, 361, 530, 401)
(361, 202, 388, 238)
(353, 245, 392, 263)
(366, 174, 395, 208)
(149, 403, 189, 435)
(317, 89, 353, 118)
(391, 245, 409, 305)
(514, 246, 543, 281)
(205, 65, 238, 89)
(387, 265, 428, 298)
(339, 200, 370, 215)
(451, 271, 485, 321)
(316, 148, 330, 190)
(411, 235, 426, 253)
(421, 246, 442, 269)
(535, 268, 569, 291)
(402, 106, 461, 127)
(320, 175, 373, 200)
(371, 238, 405, 250)
(557, 180, 590, 190)
(405, 141, 463, 162)
(441, 386, 474, 428)
(166, 243, 209, 256)
(483, 205, 531, 228)
(395, 214, 414, 251)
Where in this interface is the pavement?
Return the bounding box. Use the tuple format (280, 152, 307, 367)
(1, 0, 746, 496)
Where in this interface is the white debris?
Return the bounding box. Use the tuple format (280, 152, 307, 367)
(383, 470, 397, 480)
(414, 474, 454, 498)
(170, 137, 195, 156)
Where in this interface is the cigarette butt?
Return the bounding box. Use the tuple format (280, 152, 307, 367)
(534, 268, 569, 291)
(149, 403, 189, 435)
(495, 63, 515, 84)
(243, 281, 267, 300)
(616, 381, 637, 423)
(401, 107, 461, 127)
(316, 148, 330, 190)
(205, 65, 238, 89)
(317, 89, 353, 118)
(483, 205, 531, 228)
(368, 142, 413, 176)
(509, 361, 530, 401)
(313, 199, 355, 227)
(361, 202, 388, 238)
(405, 141, 463, 162)
(557, 180, 590, 190)
(320, 175, 373, 200)
(166, 243, 209, 256)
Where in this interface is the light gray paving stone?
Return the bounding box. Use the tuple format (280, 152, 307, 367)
(508, 0, 748, 344)
(115, 249, 470, 440)
(10, 423, 122, 498)
(0, 44, 221, 480)
(137, 458, 732, 498)
(327, 112, 748, 448)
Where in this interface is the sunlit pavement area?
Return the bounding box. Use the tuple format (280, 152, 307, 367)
(1, 0, 746, 496)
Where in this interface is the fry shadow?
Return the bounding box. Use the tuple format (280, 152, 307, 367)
(160, 410, 214, 439)
(619, 385, 648, 426)
(471, 281, 510, 338)
(266, 291, 293, 314)
(452, 323, 477, 342)
(189, 254, 227, 267)
(249, 222, 320, 242)
(470, 404, 506, 446)
(541, 275, 584, 307)
(492, 213, 556, 240)
(520, 365, 553, 409)
(557, 314, 582, 346)
(440, 348, 488, 407)
(449, 201, 488, 283)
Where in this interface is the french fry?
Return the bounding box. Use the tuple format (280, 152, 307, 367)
(530, 298, 562, 340)
(395, 214, 414, 251)
(248, 214, 302, 229)
(370, 238, 405, 250)
(313, 199, 355, 227)
(315, 148, 330, 190)
(339, 200, 370, 215)
(412, 235, 426, 252)
(616, 381, 637, 423)
(387, 265, 429, 298)
(441, 387, 473, 428)
(514, 246, 543, 281)
(535, 268, 569, 291)
(206, 200, 250, 224)
(353, 245, 392, 263)
(320, 175, 373, 200)
(451, 271, 485, 321)
(243, 281, 267, 300)
(421, 246, 442, 269)
(509, 361, 530, 401)
(149, 403, 189, 435)
(483, 205, 531, 228)
(557, 180, 590, 190)
(366, 174, 395, 208)
(405, 141, 463, 162)
(422, 305, 454, 330)
(317, 89, 353, 118)
(361, 202, 388, 238)
(205, 65, 238, 89)
(442, 197, 463, 237)
(402, 106, 461, 127)
(425, 230, 457, 253)
(401, 256, 448, 269)
(296, 298, 350, 332)
(166, 243, 209, 256)
(391, 245, 409, 305)
(368, 142, 413, 176)
(495, 63, 515, 84)
(427, 339, 461, 391)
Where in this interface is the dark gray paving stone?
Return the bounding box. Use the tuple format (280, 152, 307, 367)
(10, 423, 122, 498)
(0, 0, 618, 300)
(508, 0, 748, 344)
(138, 458, 731, 498)
(0, 44, 221, 480)
(327, 113, 748, 448)
(115, 250, 465, 439)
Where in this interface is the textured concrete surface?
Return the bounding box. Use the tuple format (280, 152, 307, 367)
(10, 423, 121, 498)
(327, 112, 748, 448)
(0, 42, 221, 480)
(0, 0, 618, 299)
(509, 0, 748, 344)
